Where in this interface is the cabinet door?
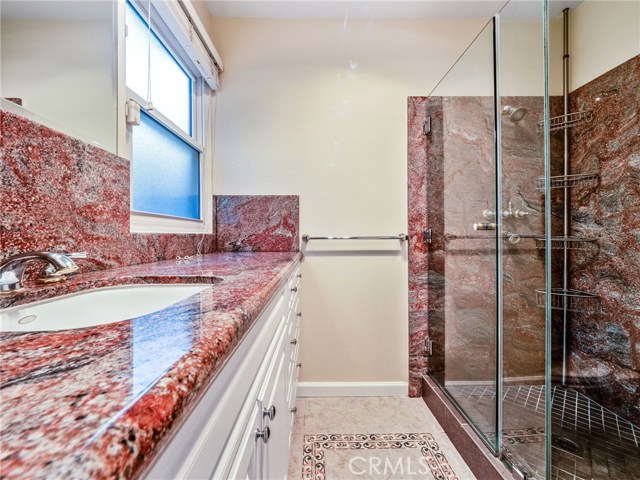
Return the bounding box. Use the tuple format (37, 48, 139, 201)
(261, 345, 289, 480)
(228, 402, 262, 480)
(146, 288, 286, 480)
(227, 327, 287, 480)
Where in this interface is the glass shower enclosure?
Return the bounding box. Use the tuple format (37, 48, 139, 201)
(422, 0, 639, 478)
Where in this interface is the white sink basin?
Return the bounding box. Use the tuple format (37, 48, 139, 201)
(0, 284, 210, 332)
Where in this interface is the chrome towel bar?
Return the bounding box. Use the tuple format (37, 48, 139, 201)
(302, 234, 408, 242)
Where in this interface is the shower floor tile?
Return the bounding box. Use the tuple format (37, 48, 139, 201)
(445, 384, 640, 480)
(288, 397, 476, 480)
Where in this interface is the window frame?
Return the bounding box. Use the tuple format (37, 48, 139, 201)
(118, 0, 213, 234)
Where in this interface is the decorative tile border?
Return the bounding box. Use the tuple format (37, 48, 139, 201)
(485, 428, 546, 446)
(502, 428, 545, 446)
(302, 433, 458, 480)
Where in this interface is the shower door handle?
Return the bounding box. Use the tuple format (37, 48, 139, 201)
(473, 223, 497, 231)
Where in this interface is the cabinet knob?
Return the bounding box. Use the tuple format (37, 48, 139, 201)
(296, 362, 302, 368)
(291, 286, 298, 293)
(297, 273, 302, 278)
(296, 312, 302, 317)
(263, 405, 276, 421)
(290, 406, 298, 414)
(256, 426, 271, 444)
(290, 338, 298, 346)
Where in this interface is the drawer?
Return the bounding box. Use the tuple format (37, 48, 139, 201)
(287, 268, 301, 307)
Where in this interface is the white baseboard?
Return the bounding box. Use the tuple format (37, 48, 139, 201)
(297, 382, 408, 397)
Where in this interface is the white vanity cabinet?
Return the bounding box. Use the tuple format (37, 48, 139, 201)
(144, 265, 302, 480)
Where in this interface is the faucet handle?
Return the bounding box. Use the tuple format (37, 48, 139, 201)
(38, 252, 85, 283)
(65, 252, 88, 259)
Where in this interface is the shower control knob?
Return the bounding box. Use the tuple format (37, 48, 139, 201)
(483, 209, 496, 220)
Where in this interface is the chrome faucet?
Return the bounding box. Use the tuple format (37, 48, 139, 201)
(0, 251, 84, 293)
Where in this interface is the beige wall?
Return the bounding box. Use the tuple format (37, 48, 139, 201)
(207, 17, 487, 386)
(433, 16, 560, 97)
(440, 0, 640, 98)
(569, 0, 640, 90)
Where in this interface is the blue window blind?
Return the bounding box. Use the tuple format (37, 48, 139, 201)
(131, 111, 200, 220)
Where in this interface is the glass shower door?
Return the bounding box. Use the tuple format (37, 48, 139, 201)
(425, 19, 501, 454)
(497, 1, 548, 478)
(424, 2, 549, 473)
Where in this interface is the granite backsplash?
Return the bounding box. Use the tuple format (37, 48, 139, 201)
(1, 110, 299, 280)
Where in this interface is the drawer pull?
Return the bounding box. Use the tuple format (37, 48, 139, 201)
(290, 339, 298, 346)
(296, 312, 302, 317)
(290, 407, 298, 414)
(296, 362, 302, 368)
(256, 426, 271, 444)
(263, 405, 276, 421)
(291, 286, 298, 293)
(297, 273, 302, 278)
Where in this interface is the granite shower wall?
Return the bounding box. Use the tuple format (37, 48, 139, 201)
(500, 96, 547, 383)
(1, 110, 299, 280)
(565, 55, 640, 425)
(408, 97, 433, 397)
(408, 95, 546, 396)
(436, 95, 498, 385)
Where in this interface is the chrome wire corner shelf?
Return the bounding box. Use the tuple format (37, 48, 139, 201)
(535, 172, 599, 190)
(535, 288, 601, 314)
(537, 110, 594, 132)
(534, 236, 598, 250)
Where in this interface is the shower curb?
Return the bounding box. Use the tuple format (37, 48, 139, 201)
(421, 376, 517, 480)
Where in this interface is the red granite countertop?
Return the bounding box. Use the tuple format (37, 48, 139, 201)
(0, 252, 300, 479)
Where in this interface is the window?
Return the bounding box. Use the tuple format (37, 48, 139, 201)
(123, 0, 221, 232)
(132, 111, 200, 219)
(125, 4, 192, 134)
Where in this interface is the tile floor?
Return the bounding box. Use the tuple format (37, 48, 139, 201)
(447, 384, 640, 480)
(287, 397, 477, 480)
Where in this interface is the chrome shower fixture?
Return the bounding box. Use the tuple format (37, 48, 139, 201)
(502, 105, 527, 122)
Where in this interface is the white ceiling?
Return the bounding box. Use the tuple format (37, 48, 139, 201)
(0, 0, 585, 23)
(205, 0, 584, 20)
(205, 0, 509, 19)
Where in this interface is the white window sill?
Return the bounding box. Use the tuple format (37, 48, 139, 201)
(130, 211, 213, 234)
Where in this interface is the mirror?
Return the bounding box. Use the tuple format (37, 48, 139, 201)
(1, 0, 118, 153)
